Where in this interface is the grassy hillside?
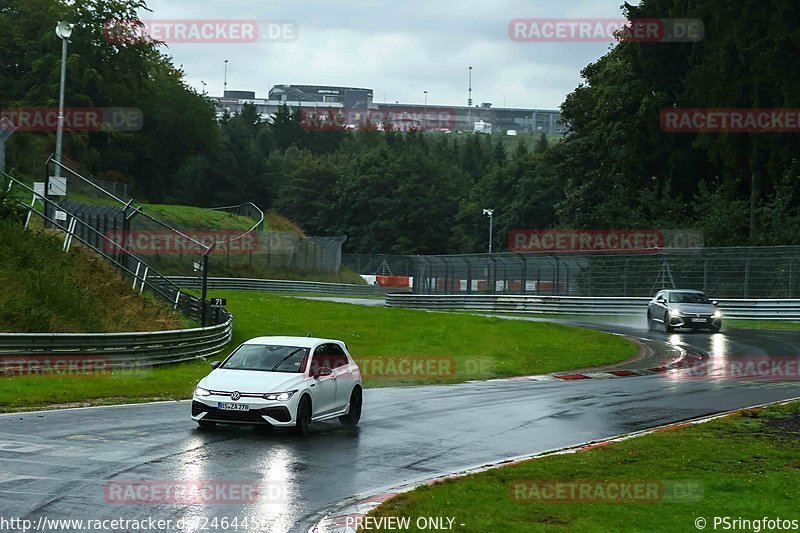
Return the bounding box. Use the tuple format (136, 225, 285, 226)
(0, 221, 188, 333)
(141, 203, 258, 231)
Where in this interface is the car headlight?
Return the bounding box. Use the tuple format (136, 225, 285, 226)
(669, 310, 682, 317)
(712, 310, 722, 318)
(195, 386, 211, 397)
(264, 390, 297, 401)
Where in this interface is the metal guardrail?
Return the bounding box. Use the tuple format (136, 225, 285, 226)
(165, 276, 397, 297)
(0, 317, 233, 369)
(385, 294, 800, 320)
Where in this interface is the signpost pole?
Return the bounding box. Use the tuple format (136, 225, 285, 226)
(0, 117, 17, 175)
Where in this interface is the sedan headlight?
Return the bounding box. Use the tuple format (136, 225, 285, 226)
(712, 310, 722, 318)
(669, 310, 682, 317)
(194, 386, 211, 397)
(264, 390, 297, 401)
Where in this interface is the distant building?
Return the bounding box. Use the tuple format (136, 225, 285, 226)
(268, 84, 375, 109)
(211, 85, 566, 135)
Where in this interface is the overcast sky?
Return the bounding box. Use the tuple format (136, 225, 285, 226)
(144, 0, 628, 110)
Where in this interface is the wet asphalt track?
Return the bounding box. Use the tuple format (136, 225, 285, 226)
(1, 314, 800, 532)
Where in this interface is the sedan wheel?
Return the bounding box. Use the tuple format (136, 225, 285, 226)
(646, 311, 654, 330)
(664, 312, 674, 332)
(339, 387, 362, 426)
(294, 396, 312, 436)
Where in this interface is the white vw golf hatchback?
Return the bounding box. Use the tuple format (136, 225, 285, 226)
(192, 336, 363, 435)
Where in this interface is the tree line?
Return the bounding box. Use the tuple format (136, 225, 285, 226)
(3, 0, 799, 253)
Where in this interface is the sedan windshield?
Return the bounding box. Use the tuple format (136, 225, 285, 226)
(222, 345, 309, 373)
(669, 292, 710, 304)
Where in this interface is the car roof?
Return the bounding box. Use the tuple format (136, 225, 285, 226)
(243, 336, 343, 348)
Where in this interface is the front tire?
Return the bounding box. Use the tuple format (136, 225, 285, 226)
(647, 311, 654, 330)
(294, 396, 312, 436)
(339, 387, 362, 426)
(664, 312, 674, 332)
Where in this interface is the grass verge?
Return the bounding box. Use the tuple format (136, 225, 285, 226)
(725, 320, 800, 331)
(220, 292, 636, 386)
(368, 400, 800, 532)
(0, 294, 634, 410)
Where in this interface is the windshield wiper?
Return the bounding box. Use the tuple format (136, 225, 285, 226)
(269, 349, 302, 372)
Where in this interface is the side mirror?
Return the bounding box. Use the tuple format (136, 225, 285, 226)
(314, 367, 333, 379)
(712, 300, 719, 306)
(210, 361, 222, 369)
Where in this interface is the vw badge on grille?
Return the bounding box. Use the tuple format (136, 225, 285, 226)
(231, 391, 241, 401)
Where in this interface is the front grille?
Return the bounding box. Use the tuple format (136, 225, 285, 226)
(192, 401, 290, 424)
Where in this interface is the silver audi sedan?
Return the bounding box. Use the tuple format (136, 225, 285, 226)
(647, 289, 722, 332)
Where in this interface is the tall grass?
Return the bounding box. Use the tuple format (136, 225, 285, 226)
(0, 221, 187, 332)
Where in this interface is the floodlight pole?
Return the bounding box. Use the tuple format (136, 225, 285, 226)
(423, 90, 428, 131)
(467, 66, 473, 131)
(54, 27, 70, 180)
(483, 208, 494, 254)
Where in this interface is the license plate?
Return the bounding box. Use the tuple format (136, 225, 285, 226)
(218, 402, 249, 411)
(690, 318, 707, 323)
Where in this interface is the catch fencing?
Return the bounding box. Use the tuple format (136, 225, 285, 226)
(343, 254, 415, 276)
(405, 248, 800, 299)
(4, 165, 227, 327)
(165, 276, 389, 297)
(56, 159, 346, 275)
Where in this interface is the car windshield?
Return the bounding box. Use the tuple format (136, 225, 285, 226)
(669, 292, 710, 304)
(221, 345, 309, 373)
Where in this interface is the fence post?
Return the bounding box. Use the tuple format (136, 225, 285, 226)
(466, 260, 472, 294)
(267, 233, 272, 268)
(201, 252, 209, 326)
(744, 258, 750, 298)
(623, 259, 629, 296)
